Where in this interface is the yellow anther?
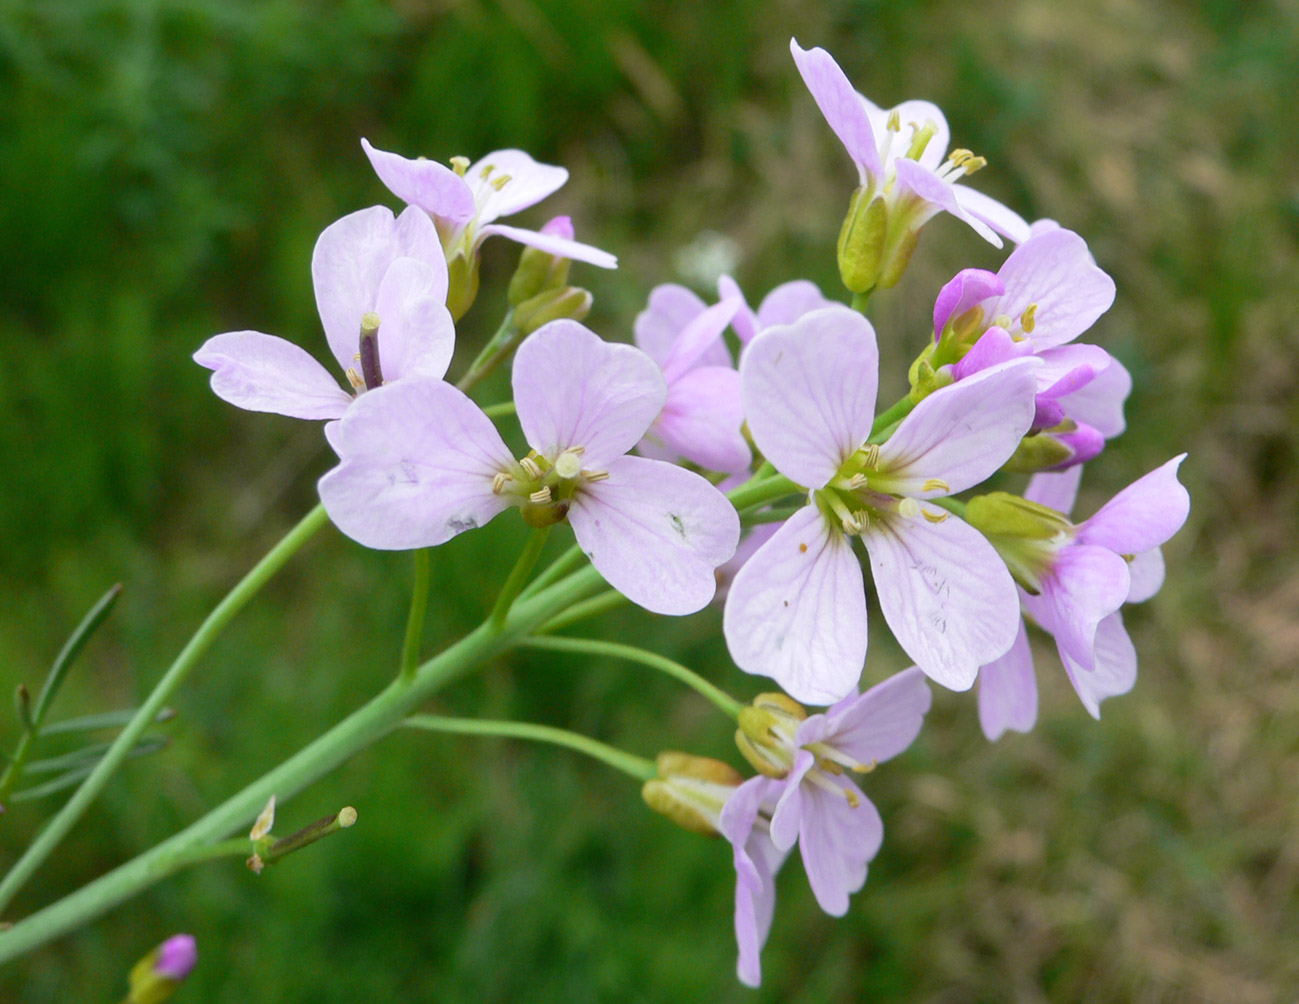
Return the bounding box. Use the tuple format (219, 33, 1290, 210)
(860, 443, 880, 467)
(887, 109, 902, 132)
(852, 759, 878, 774)
(449, 156, 470, 175)
(491, 472, 511, 495)
(490, 174, 512, 191)
(948, 148, 973, 166)
(922, 508, 949, 524)
(1021, 303, 1038, 333)
(519, 457, 543, 480)
(345, 368, 364, 391)
(479, 163, 495, 179)
(529, 486, 553, 505)
(921, 478, 951, 494)
(250, 795, 276, 841)
(994, 314, 1014, 331)
(962, 156, 987, 175)
(582, 469, 610, 482)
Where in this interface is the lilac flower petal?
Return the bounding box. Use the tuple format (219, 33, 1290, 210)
(885, 99, 952, 172)
(1058, 353, 1131, 438)
(756, 280, 834, 331)
(318, 379, 513, 550)
(951, 184, 1032, 244)
(194, 332, 352, 420)
(1024, 464, 1082, 515)
(790, 40, 882, 179)
(361, 139, 475, 223)
(893, 159, 1001, 246)
(1078, 455, 1190, 555)
(649, 366, 750, 474)
(720, 777, 787, 989)
(794, 765, 882, 916)
(567, 456, 739, 615)
(513, 321, 666, 469)
(372, 257, 455, 382)
(1038, 544, 1131, 672)
(813, 665, 932, 765)
(1035, 343, 1112, 398)
(467, 149, 569, 222)
(768, 753, 809, 852)
(717, 275, 758, 344)
(714, 522, 778, 603)
(993, 229, 1116, 350)
(873, 358, 1039, 496)
(863, 508, 1020, 691)
(1050, 422, 1105, 469)
(724, 505, 868, 705)
(977, 620, 1038, 740)
(740, 305, 879, 489)
(392, 205, 448, 276)
(635, 284, 708, 366)
(1061, 611, 1137, 718)
(950, 326, 1026, 382)
(1126, 548, 1165, 603)
(660, 297, 740, 382)
(933, 268, 1004, 337)
(478, 222, 618, 269)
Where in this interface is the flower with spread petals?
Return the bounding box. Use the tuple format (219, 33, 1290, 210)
(319, 320, 740, 615)
(790, 39, 1028, 292)
(724, 305, 1039, 703)
(970, 456, 1190, 738)
(194, 207, 454, 420)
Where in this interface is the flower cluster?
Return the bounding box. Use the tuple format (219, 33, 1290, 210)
(193, 37, 1189, 988)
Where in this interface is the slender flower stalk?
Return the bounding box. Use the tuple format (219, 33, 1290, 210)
(400, 550, 432, 682)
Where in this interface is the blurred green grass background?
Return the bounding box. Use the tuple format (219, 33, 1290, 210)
(1, 0, 1297, 1000)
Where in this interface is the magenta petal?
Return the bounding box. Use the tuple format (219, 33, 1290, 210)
(513, 321, 666, 469)
(648, 366, 750, 474)
(361, 138, 475, 223)
(863, 509, 1020, 691)
(1058, 353, 1131, 438)
(1024, 464, 1082, 515)
(1039, 544, 1131, 672)
(1061, 612, 1137, 718)
(1078, 454, 1190, 555)
(372, 257, 455, 382)
(1035, 344, 1111, 398)
(756, 280, 834, 331)
(567, 456, 739, 615)
(874, 358, 1039, 496)
(977, 620, 1038, 740)
(789, 40, 882, 178)
(994, 228, 1116, 350)
(724, 506, 868, 705)
(950, 326, 1025, 381)
(950, 184, 1032, 243)
(194, 332, 352, 420)
(478, 222, 618, 269)
(660, 297, 739, 382)
(634, 284, 709, 366)
(797, 775, 882, 916)
(318, 379, 513, 550)
(467, 149, 568, 221)
(1126, 548, 1165, 603)
(933, 268, 1003, 337)
(815, 665, 932, 765)
(740, 305, 879, 489)
(893, 159, 1001, 246)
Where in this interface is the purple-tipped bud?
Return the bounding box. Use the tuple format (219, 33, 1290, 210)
(154, 935, 198, 981)
(1047, 421, 1104, 470)
(127, 934, 197, 1004)
(539, 215, 575, 240)
(933, 268, 1003, 340)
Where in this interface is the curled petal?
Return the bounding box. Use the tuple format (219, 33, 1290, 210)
(755, 280, 834, 332)
(1058, 353, 1131, 438)
(863, 508, 1020, 691)
(1035, 544, 1131, 672)
(361, 139, 475, 223)
(720, 777, 788, 989)
(790, 40, 882, 179)
(194, 331, 351, 420)
(933, 268, 1004, 337)
(567, 456, 739, 616)
(1061, 611, 1138, 718)
(893, 159, 1001, 246)
(724, 505, 868, 705)
(977, 620, 1038, 740)
(514, 321, 666, 469)
(661, 297, 739, 383)
(740, 305, 879, 489)
(646, 366, 750, 475)
(1035, 344, 1113, 399)
(951, 184, 1032, 244)
(1078, 454, 1190, 555)
(466, 149, 569, 222)
(635, 284, 709, 367)
(478, 222, 617, 269)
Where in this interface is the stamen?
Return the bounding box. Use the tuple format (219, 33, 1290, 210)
(1021, 303, 1038, 333)
(962, 156, 987, 175)
(490, 174, 512, 192)
(449, 156, 470, 176)
(581, 469, 610, 482)
(519, 457, 543, 480)
(886, 109, 901, 132)
(358, 312, 384, 390)
(860, 443, 880, 468)
(922, 509, 948, 524)
(921, 478, 950, 494)
(479, 163, 495, 180)
(994, 314, 1013, 331)
(345, 368, 364, 392)
(491, 472, 511, 495)
(905, 120, 938, 161)
(529, 487, 553, 505)
(806, 741, 877, 775)
(804, 768, 860, 807)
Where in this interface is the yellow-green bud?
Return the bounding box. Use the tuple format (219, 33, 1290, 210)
(513, 286, 592, 336)
(1001, 432, 1075, 474)
(965, 492, 1073, 593)
(446, 250, 481, 322)
(507, 222, 575, 306)
(642, 752, 743, 836)
(837, 188, 889, 294)
(735, 693, 806, 778)
(127, 935, 196, 1004)
(876, 226, 921, 290)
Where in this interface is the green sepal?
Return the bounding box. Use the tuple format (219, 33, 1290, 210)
(837, 188, 888, 294)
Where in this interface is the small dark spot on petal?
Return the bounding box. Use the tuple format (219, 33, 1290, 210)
(799, 542, 808, 553)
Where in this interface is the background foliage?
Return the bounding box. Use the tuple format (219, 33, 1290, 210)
(2, 0, 1297, 1000)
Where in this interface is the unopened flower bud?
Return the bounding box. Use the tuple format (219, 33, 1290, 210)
(127, 934, 196, 1004)
(507, 217, 575, 306)
(513, 286, 592, 336)
(1002, 420, 1103, 475)
(446, 250, 481, 322)
(965, 491, 1073, 593)
(735, 693, 806, 778)
(642, 752, 743, 836)
(837, 188, 889, 294)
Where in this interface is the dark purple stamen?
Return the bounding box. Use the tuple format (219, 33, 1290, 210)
(359, 312, 383, 390)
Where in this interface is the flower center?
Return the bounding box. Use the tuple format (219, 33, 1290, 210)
(489, 444, 609, 527)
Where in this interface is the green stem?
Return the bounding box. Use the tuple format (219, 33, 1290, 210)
(0, 504, 332, 915)
(869, 395, 915, 439)
(0, 566, 604, 961)
(489, 527, 550, 628)
(930, 496, 967, 517)
(851, 289, 872, 313)
(456, 311, 519, 394)
(726, 473, 803, 513)
(405, 715, 655, 781)
(481, 400, 516, 419)
(741, 506, 802, 526)
(535, 590, 627, 634)
(519, 542, 586, 601)
(520, 636, 744, 720)
(400, 550, 432, 683)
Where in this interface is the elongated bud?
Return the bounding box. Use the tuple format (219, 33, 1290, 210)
(642, 752, 743, 836)
(126, 934, 196, 1004)
(446, 250, 481, 322)
(513, 286, 592, 336)
(507, 217, 575, 306)
(965, 492, 1073, 593)
(837, 188, 889, 294)
(1003, 421, 1105, 474)
(876, 226, 921, 290)
(735, 693, 806, 778)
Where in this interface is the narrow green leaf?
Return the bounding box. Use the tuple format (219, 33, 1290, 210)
(10, 738, 168, 803)
(31, 584, 124, 728)
(41, 707, 175, 737)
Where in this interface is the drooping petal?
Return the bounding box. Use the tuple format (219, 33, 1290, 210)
(990, 228, 1116, 350)
(789, 40, 882, 180)
(371, 257, 455, 382)
(1077, 454, 1190, 555)
(647, 366, 750, 474)
(634, 284, 709, 366)
(786, 758, 882, 916)
(872, 358, 1039, 497)
(1126, 548, 1165, 603)
(723, 505, 868, 705)
(477, 222, 618, 269)
(740, 305, 879, 489)
(1025, 463, 1082, 515)
(719, 777, 787, 989)
(933, 268, 1004, 337)
(660, 297, 740, 382)
(318, 378, 514, 550)
(1061, 611, 1138, 718)
(813, 665, 932, 765)
(893, 159, 1001, 246)
(513, 321, 666, 469)
(755, 280, 834, 332)
(1034, 544, 1131, 672)
(977, 620, 1038, 740)
(1035, 343, 1113, 398)
(194, 331, 352, 420)
(1058, 353, 1131, 438)
(361, 139, 475, 223)
(465, 149, 569, 222)
(863, 507, 1020, 691)
(950, 184, 1032, 244)
(567, 456, 739, 615)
